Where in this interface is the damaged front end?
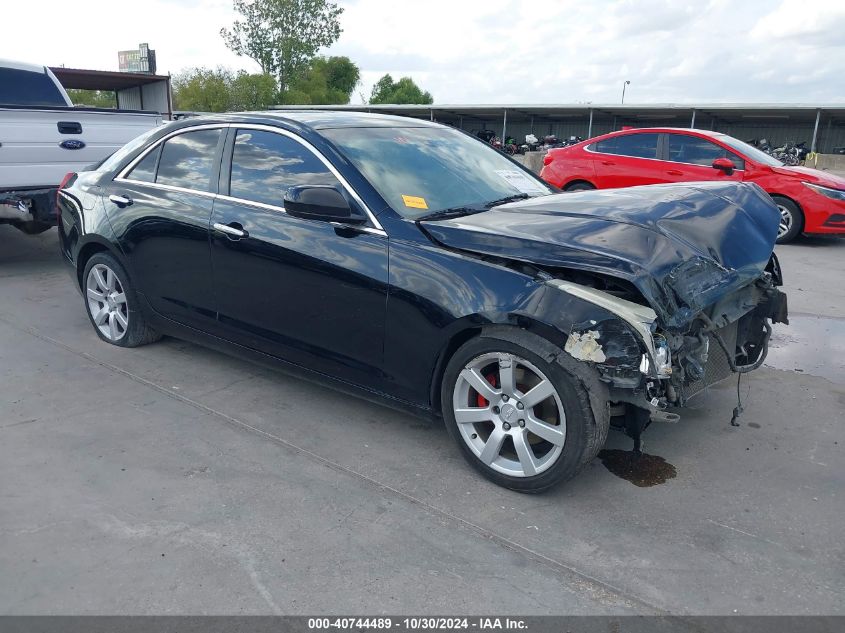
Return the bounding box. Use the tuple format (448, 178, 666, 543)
(421, 181, 789, 448)
(548, 254, 788, 447)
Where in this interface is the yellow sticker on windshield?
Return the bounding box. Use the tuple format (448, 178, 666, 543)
(402, 195, 428, 209)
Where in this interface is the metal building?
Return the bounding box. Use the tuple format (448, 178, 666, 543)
(271, 103, 845, 153)
(50, 67, 173, 119)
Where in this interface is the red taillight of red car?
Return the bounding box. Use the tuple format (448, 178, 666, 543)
(56, 172, 76, 221)
(543, 153, 554, 166)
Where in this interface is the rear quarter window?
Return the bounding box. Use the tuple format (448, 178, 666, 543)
(0, 67, 67, 106)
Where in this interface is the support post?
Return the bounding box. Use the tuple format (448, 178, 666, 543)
(587, 108, 593, 138)
(430, 109, 433, 121)
(811, 108, 821, 153)
(690, 109, 696, 129)
(502, 109, 508, 141)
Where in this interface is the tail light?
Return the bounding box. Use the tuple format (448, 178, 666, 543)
(543, 153, 555, 166)
(58, 172, 76, 190)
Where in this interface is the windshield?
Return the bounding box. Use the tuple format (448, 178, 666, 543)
(714, 133, 782, 167)
(322, 126, 554, 219)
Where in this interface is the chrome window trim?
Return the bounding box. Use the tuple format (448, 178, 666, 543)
(118, 178, 218, 199)
(584, 136, 746, 171)
(215, 193, 286, 214)
(113, 122, 385, 232)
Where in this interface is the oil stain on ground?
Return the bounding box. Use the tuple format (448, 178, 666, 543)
(597, 449, 677, 487)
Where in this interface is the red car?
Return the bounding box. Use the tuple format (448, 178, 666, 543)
(540, 127, 845, 243)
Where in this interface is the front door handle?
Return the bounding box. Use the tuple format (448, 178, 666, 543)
(108, 194, 133, 207)
(213, 222, 248, 239)
(601, 160, 615, 166)
(666, 169, 683, 176)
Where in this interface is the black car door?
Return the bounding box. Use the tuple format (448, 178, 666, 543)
(209, 126, 389, 391)
(105, 126, 225, 330)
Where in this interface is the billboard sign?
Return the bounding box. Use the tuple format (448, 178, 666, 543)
(118, 43, 156, 74)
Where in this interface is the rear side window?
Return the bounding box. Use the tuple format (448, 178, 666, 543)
(155, 129, 222, 191)
(593, 133, 659, 159)
(0, 67, 67, 106)
(126, 146, 160, 183)
(229, 129, 340, 207)
(666, 134, 746, 169)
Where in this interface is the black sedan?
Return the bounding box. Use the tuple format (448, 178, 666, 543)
(58, 112, 788, 492)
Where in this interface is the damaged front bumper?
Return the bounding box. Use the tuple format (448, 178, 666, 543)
(548, 254, 788, 420)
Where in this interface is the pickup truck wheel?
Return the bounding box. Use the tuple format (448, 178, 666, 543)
(82, 253, 160, 347)
(441, 330, 607, 493)
(772, 196, 803, 244)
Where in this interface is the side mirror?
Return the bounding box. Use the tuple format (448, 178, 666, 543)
(283, 185, 365, 225)
(712, 157, 736, 173)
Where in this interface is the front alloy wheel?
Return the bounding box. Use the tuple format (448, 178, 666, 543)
(452, 353, 566, 477)
(442, 330, 608, 492)
(773, 196, 803, 244)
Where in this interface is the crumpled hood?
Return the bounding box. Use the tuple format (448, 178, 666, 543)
(421, 182, 780, 328)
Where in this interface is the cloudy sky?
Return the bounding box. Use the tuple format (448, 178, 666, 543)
(3, 0, 844, 104)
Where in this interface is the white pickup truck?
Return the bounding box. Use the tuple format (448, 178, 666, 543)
(0, 59, 162, 233)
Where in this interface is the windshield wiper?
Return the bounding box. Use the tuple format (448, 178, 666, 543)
(484, 193, 531, 208)
(415, 207, 488, 221)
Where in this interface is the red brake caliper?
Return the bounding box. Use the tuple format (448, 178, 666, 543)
(476, 372, 499, 407)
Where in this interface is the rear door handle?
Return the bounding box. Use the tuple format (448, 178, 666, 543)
(667, 169, 683, 176)
(601, 160, 615, 166)
(213, 222, 248, 239)
(108, 194, 132, 207)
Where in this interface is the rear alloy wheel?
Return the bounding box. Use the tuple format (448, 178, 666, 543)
(565, 182, 595, 192)
(86, 263, 129, 342)
(442, 331, 607, 492)
(772, 196, 803, 244)
(82, 253, 161, 347)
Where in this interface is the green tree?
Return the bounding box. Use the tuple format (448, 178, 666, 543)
(284, 56, 359, 104)
(221, 0, 343, 92)
(172, 67, 278, 112)
(369, 74, 433, 104)
(66, 89, 116, 108)
(230, 71, 279, 110)
(173, 67, 233, 112)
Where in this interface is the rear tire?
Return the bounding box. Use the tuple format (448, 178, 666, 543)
(441, 328, 608, 493)
(82, 252, 161, 348)
(565, 182, 595, 192)
(772, 196, 803, 244)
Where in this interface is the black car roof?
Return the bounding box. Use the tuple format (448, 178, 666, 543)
(186, 110, 441, 131)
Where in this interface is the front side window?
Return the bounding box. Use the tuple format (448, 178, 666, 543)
(594, 133, 659, 159)
(322, 126, 553, 219)
(155, 129, 222, 191)
(666, 134, 745, 169)
(229, 129, 340, 207)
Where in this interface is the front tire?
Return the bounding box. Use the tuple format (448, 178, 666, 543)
(82, 252, 161, 347)
(441, 329, 608, 493)
(772, 196, 803, 244)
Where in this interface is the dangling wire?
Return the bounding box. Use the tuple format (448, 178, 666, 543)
(730, 372, 743, 426)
